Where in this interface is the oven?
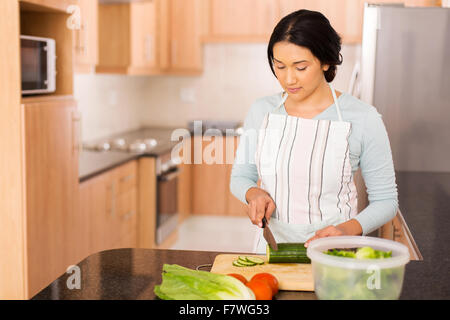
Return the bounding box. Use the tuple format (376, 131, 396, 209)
(155, 152, 181, 245)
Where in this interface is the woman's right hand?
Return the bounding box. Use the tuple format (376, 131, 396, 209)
(245, 187, 276, 228)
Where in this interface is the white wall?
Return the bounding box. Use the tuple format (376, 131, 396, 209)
(74, 73, 149, 141)
(76, 43, 361, 141)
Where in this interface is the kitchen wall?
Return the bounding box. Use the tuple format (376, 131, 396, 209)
(74, 73, 149, 141)
(76, 43, 361, 141)
(140, 43, 361, 128)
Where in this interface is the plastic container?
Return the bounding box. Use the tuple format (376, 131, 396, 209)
(306, 236, 410, 300)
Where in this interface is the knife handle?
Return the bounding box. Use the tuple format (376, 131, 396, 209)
(262, 217, 267, 228)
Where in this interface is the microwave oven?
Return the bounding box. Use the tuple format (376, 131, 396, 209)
(20, 35, 56, 96)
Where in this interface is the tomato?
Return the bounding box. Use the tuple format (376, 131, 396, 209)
(246, 279, 273, 300)
(227, 273, 248, 284)
(251, 273, 279, 296)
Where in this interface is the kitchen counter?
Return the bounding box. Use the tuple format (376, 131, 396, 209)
(31, 248, 316, 300)
(395, 171, 450, 299)
(29, 246, 447, 300)
(34, 171, 450, 300)
(79, 125, 241, 182)
(79, 127, 186, 182)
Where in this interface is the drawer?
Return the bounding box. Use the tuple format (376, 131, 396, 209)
(117, 189, 137, 241)
(117, 188, 137, 217)
(116, 161, 137, 195)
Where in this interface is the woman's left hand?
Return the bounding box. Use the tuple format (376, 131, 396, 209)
(304, 219, 363, 247)
(304, 225, 345, 248)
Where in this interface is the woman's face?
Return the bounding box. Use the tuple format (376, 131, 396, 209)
(272, 41, 329, 100)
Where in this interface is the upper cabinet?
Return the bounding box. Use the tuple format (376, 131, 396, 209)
(129, 0, 160, 71)
(19, 0, 77, 12)
(74, 0, 99, 73)
(96, 0, 203, 75)
(202, 0, 423, 45)
(170, 0, 203, 72)
(203, 0, 280, 42)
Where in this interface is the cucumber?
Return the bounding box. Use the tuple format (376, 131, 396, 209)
(235, 258, 256, 266)
(232, 256, 266, 267)
(244, 256, 265, 265)
(266, 243, 311, 264)
(233, 260, 255, 267)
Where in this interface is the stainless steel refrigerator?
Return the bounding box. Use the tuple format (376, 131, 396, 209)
(354, 3, 450, 172)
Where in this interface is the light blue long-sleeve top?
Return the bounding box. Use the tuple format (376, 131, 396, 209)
(230, 91, 398, 235)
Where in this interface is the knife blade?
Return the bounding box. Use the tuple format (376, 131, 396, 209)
(262, 217, 278, 251)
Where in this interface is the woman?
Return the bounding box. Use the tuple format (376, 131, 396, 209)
(230, 10, 398, 254)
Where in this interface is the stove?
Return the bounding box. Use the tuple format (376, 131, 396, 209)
(84, 137, 158, 153)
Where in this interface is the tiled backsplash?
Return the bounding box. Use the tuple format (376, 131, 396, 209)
(75, 43, 361, 142)
(74, 73, 149, 141)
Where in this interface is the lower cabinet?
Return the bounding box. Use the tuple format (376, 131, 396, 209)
(191, 135, 247, 216)
(79, 160, 138, 255)
(23, 97, 82, 298)
(379, 211, 422, 261)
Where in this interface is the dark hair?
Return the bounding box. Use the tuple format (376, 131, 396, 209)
(267, 9, 343, 82)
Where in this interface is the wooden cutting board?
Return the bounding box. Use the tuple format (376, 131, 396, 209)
(210, 254, 314, 291)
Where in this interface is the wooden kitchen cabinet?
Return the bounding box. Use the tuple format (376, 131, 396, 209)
(192, 136, 228, 215)
(74, 0, 98, 73)
(97, 1, 158, 74)
(404, 0, 442, 6)
(279, 0, 362, 43)
(177, 137, 194, 222)
(379, 211, 422, 261)
(202, 0, 408, 45)
(203, 0, 280, 42)
(169, 0, 203, 72)
(138, 157, 157, 248)
(97, 0, 203, 75)
(80, 160, 138, 255)
(19, 0, 77, 12)
(225, 136, 248, 217)
(191, 136, 248, 216)
(23, 97, 82, 298)
(128, 0, 160, 73)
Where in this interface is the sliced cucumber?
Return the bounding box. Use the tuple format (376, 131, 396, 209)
(232, 256, 265, 267)
(244, 256, 265, 265)
(236, 258, 256, 266)
(232, 260, 252, 267)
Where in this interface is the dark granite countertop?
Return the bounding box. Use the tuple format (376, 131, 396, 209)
(31, 248, 315, 300)
(394, 171, 450, 299)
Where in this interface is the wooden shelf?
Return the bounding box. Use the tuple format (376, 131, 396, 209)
(20, 4, 74, 97)
(21, 95, 74, 105)
(20, 0, 77, 13)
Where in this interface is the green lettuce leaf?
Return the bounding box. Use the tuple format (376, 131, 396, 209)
(154, 264, 255, 300)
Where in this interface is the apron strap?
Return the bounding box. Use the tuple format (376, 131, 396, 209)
(275, 92, 288, 111)
(329, 83, 343, 122)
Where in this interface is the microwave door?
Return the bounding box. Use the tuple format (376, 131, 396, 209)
(21, 39, 48, 94)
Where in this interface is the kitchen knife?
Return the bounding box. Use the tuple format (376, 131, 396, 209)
(262, 217, 278, 251)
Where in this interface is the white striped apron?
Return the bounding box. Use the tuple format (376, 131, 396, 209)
(253, 83, 358, 254)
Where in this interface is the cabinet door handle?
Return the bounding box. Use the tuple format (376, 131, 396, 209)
(107, 183, 116, 217)
(171, 40, 177, 67)
(72, 111, 82, 155)
(122, 211, 135, 221)
(81, 21, 87, 55)
(120, 174, 134, 183)
(144, 34, 153, 63)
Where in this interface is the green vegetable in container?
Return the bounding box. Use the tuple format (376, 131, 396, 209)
(154, 264, 255, 300)
(324, 246, 392, 259)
